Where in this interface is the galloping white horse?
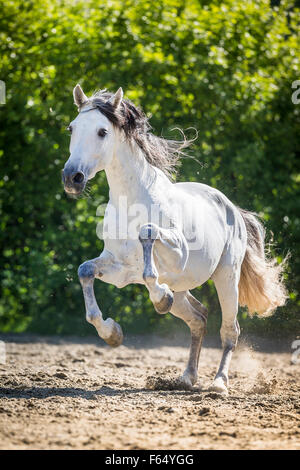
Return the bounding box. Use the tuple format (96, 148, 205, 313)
(62, 84, 287, 394)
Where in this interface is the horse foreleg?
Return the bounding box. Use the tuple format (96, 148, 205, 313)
(171, 291, 208, 388)
(78, 255, 123, 347)
(138, 223, 188, 314)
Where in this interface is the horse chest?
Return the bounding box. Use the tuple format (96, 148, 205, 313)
(104, 238, 143, 267)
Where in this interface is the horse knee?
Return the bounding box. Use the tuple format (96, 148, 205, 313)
(78, 261, 97, 284)
(139, 223, 159, 243)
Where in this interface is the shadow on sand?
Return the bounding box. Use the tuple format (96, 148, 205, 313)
(0, 385, 201, 400)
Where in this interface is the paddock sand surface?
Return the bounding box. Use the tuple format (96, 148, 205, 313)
(0, 333, 299, 450)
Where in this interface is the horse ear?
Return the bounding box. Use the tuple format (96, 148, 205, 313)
(108, 87, 123, 109)
(73, 84, 88, 107)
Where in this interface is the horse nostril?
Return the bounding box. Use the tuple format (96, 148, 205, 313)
(73, 172, 84, 184)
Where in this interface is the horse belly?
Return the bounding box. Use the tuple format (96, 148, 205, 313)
(158, 247, 220, 291)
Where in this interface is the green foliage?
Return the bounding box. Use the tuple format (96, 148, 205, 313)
(0, 0, 299, 336)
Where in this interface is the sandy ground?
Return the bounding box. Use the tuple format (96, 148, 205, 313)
(0, 333, 299, 450)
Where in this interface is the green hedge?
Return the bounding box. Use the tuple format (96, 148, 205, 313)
(0, 0, 299, 336)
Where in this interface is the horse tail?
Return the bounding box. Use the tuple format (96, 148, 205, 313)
(238, 208, 288, 316)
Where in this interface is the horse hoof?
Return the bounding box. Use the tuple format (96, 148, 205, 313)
(178, 374, 194, 390)
(154, 288, 173, 314)
(208, 377, 228, 396)
(104, 320, 123, 348)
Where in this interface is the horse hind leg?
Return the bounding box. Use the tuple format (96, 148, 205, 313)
(170, 291, 208, 388)
(209, 264, 241, 395)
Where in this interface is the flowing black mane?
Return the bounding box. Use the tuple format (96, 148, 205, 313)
(81, 89, 190, 178)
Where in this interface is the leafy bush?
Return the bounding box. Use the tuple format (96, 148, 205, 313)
(0, 0, 299, 336)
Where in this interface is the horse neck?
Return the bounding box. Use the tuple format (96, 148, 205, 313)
(104, 139, 157, 204)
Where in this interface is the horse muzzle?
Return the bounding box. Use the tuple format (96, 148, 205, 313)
(62, 168, 86, 195)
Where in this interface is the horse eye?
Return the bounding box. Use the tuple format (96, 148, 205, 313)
(67, 125, 72, 134)
(98, 128, 107, 138)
